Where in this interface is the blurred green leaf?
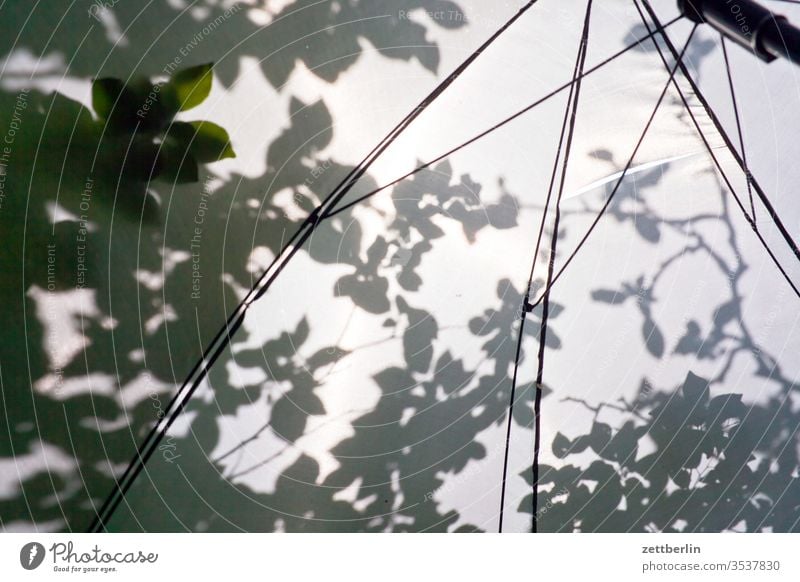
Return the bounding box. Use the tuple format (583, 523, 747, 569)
(130, 80, 180, 129)
(157, 140, 198, 184)
(169, 63, 213, 111)
(187, 121, 236, 162)
(91, 78, 125, 120)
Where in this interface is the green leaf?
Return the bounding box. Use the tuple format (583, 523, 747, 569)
(92, 78, 128, 121)
(92, 78, 125, 120)
(92, 78, 172, 132)
(129, 80, 179, 128)
(165, 121, 196, 149)
(157, 140, 199, 184)
(123, 139, 161, 181)
(187, 121, 236, 162)
(169, 63, 213, 111)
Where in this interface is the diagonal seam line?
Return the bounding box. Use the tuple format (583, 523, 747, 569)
(324, 16, 682, 220)
(88, 3, 680, 533)
(88, 0, 544, 532)
(527, 24, 700, 314)
(639, 0, 800, 266)
(635, 0, 800, 300)
(314, 0, 544, 223)
(89, 4, 680, 533)
(498, 0, 593, 533)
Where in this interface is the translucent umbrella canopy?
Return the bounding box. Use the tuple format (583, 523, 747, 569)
(2, 0, 800, 533)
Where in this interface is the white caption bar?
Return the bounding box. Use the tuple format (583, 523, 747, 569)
(1, 533, 798, 581)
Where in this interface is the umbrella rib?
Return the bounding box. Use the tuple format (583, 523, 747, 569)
(498, 0, 594, 533)
(87, 0, 545, 532)
(638, 1, 800, 266)
(530, 0, 594, 534)
(526, 25, 699, 314)
(720, 36, 757, 223)
(633, 0, 800, 299)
